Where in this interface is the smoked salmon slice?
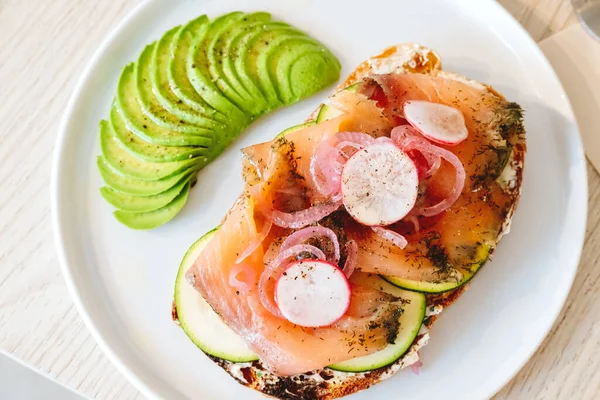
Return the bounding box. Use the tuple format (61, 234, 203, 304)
(187, 195, 407, 376)
(187, 71, 524, 376)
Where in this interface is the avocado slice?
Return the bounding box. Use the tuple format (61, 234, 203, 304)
(109, 105, 209, 163)
(204, 12, 250, 109)
(287, 46, 341, 103)
(101, 173, 192, 213)
(247, 26, 312, 107)
(232, 21, 298, 109)
(207, 12, 271, 116)
(187, 13, 250, 126)
(114, 182, 191, 230)
(97, 157, 199, 197)
(99, 13, 342, 229)
(168, 15, 225, 121)
(239, 23, 305, 109)
(117, 64, 214, 146)
(137, 42, 219, 137)
(100, 120, 206, 181)
(220, 12, 272, 113)
(269, 39, 340, 104)
(151, 26, 227, 131)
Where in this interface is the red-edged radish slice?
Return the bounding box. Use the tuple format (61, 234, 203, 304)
(403, 100, 468, 145)
(341, 142, 418, 226)
(275, 259, 351, 328)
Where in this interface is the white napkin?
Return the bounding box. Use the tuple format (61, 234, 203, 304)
(540, 23, 600, 172)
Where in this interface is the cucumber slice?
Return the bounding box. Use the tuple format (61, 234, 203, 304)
(114, 183, 191, 229)
(174, 229, 259, 362)
(316, 103, 343, 123)
(315, 83, 360, 123)
(275, 121, 316, 138)
(383, 244, 491, 294)
(175, 227, 424, 369)
(328, 275, 425, 372)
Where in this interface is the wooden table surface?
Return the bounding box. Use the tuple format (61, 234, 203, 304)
(0, 0, 598, 399)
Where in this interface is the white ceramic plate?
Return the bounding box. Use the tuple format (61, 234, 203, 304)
(51, 0, 588, 399)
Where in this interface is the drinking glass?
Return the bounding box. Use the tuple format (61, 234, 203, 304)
(572, 0, 600, 40)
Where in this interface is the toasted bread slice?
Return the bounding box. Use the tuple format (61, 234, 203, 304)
(193, 43, 525, 400)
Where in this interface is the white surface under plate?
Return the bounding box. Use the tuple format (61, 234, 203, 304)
(51, 0, 588, 399)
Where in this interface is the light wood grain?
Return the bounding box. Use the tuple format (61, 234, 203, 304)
(0, 1, 597, 399)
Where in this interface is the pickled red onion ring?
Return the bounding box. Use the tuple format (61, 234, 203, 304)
(259, 244, 327, 317)
(405, 215, 420, 233)
(343, 240, 358, 278)
(310, 139, 342, 196)
(335, 131, 376, 147)
(310, 132, 376, 197)
(334, 141, 363, 159)
(268, 201, 341, 229)
(410, 358, 423, 375)
(405, 140, 465, 217)
(371, 227, 408, 249)
(391, 125, 440, 178)
(280, 226, 340, 264)
(391, 125, 465, 216)
(236, 217, 272, 264)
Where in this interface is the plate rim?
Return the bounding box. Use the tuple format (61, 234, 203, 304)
(50, 0, 588, 399)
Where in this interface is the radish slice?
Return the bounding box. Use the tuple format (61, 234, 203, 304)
(259, 244, 327, 318)
(275, 259, 351, 327)
(403, 100, 468, 145)
(268, 200, 341, 229)
(341, 142, 418, 226)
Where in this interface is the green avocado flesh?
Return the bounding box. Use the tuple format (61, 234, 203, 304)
(114, 182, 191, 230)
(110, 105, 208, 163)
(151, 26, 225, 130)
(97, 157, 198, 197)
(97, 12, 341, 229)
(99, 120, 206, 181)
(174, 229, 425, 369)
(101, 174, 192, 213)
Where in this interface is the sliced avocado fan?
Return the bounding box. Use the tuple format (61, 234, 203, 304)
(97, 12, 341, 229)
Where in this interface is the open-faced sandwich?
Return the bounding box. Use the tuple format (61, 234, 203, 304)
(173, 43, 526, 399)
